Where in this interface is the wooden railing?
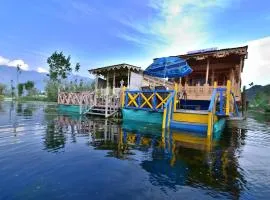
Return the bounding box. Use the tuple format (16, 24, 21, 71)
(123, 89, 175, 129)
(179, 84, 226, 100)
(58, 91, 95, 105)
(143, 75, 174, 89)
(123, 90, 175, 112)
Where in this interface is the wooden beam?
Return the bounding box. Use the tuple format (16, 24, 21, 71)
(205, 58, 210, 84)
(127, 68, 130, 88)
(113, 71, 115, 95)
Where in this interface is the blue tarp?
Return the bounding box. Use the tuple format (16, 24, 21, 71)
(144, 56, 192, 78)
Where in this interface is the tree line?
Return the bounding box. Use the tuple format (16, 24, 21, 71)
(0, 51, 93, 102)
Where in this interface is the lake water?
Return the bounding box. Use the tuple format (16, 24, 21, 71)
(0, 101, 270, 200)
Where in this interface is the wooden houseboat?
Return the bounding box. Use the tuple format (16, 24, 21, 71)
(58, 46, 248, 138)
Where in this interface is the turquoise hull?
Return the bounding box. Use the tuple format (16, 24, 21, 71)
(58, 104, 80, 113)
(122, 109, 162, 124)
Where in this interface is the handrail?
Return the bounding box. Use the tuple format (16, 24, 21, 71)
(207, 88, 218, 138)
(208, 88, 217, 112)
(125, 90, 175, 93)
(164, 91, 175, 107)
(230, 91, 240, 117)
(163, 91, 175, 129)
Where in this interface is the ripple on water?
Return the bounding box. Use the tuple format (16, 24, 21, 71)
(0, 101, 270, 199)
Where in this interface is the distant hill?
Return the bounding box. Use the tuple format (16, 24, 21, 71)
(246, 84, 270, 101)
(0, 65, 92, 91)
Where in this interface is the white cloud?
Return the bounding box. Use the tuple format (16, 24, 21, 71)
(0, 56, 29, 70)
(243, 36, 270, 87)
(117, 0, 232, 57)
(37, 67, 49, 73)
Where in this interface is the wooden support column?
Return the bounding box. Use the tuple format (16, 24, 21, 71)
(239, 57, 243, 81)
(127, 68, 130, 88)
(211, 69, 215, 86)
(113, 71, 116, 95)
(205, 58, 210, 85)
(105, 72, 109, 118)
(95, 75, 98, 93)
(94, 75, 98, 106)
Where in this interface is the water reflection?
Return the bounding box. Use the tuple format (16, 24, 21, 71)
(49, 114, 246, 198)
(1, 101, 270, 199)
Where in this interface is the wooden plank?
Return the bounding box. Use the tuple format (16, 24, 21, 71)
(173, 112, 208, 124)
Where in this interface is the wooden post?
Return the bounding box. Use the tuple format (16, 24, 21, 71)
(94, 75, 98, 106)
(214, 81, 217, 89)
(207, 112, 213, 138)
(127, 68, 130, 88)
(242, 86, 247, 119)
(211, 69, 215, 86)
(121, 86, 126, 108)
(205, 58, 210, 85)
(174, 83, 178, 111)
(105, 72, 109, 118)
(162, 108, 167, 129)
(226, 80, 231, 116)
(113, 71, 116, 95)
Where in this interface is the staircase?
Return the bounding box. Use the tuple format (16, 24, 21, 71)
(85, 95, 120, 118)
(86, 105, 119, 117)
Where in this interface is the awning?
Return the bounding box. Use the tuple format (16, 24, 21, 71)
(144, 56, 192, 78)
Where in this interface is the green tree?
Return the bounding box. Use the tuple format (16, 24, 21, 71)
(75, 62, 80, 72)
(45, 80, 59, 102)
(0, 83, 6, 95)
(46, 51, 81, 101)
(47, 51, 72, 82)
(18, 83, 24, 97)
(24, 81, 35, 95)
(16, 65, 22, 97)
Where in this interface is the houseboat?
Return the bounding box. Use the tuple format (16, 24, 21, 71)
(58, 46, 248, 137)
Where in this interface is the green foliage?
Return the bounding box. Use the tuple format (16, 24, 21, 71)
(45, 80, 60, 102)
(47, 51, 72, 82)
(24, 81, 36, 96)
(18, 83, 24, 97)
(0, 83, 6, 95)
(250, 91, 270, 112)
(18, 95, 48, 102)
(24, 81, 34, 91)
(75, 63, 80, 72)
(60, 79, 94, 92)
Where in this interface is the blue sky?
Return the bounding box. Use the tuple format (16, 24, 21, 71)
(0, 0, 269, 85)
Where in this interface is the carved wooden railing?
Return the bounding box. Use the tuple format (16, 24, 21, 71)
(58, 91, 95, 106)
(179, 84, 226, 100)
(143, 75, 174, 89)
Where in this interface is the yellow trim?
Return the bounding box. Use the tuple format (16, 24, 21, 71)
(162, 108, 167, 129)
(174, 83, 178, 111)
(127, 93, 139, 107)
(167, 101, 172, 127)
(226, 80, 231, 115)
(140, 93, 154, 108)
(173, 112, 209, 124)
(127, 133, 136, 144)
(156, 93, 170, 108)
(170, 142, 176, 166)
(173, 132, 208, 144)
(214, 81, 217, 88)
(207, 112, 213, 137)
(141, 137, 151, 146)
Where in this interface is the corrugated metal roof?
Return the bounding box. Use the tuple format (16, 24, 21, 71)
(88, 63, 142, 75)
